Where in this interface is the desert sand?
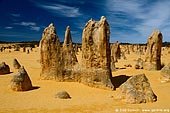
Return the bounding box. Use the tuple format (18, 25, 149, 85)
(1, 47, 170, 113)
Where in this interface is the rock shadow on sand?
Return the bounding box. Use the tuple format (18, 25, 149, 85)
(19, 86, 40, 92)
(0, 72, 13, 76)
(27, 86, 41, 92)
(111, 75, 131, 90)
(30, 86, 40, 91)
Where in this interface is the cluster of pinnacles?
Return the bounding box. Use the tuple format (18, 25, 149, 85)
(39, 16, 114, 90)
(39, 24, 78, 81)
(0, 16, 164, 104)
(39, 16, 162, 103)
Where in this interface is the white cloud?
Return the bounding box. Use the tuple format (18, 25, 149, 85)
(135, 1, 170, 39)
(15, 22, 36, 26)
(54, 0, 86, 4)
(21, 22, 36, 26)
(33, 2, 82, 17)
(4, 26, 13, 29)
(14, 22, 40, 31)
(30, 26, 40, 31)
(11, 13, 20, 17)
(106, 0, 170, 42)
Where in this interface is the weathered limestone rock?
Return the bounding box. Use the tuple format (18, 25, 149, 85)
(81, 16, 114, 90)
(0, 62, 10, 75)
(135, 58, 144, 69)
(129, 45, 134, 52)
(125, 45, 130, 54)
(0, 47, 3, 52)
(144, 30, 162, 70)
(61, 26, 78, 81)
(14, 46, 20, 51)
(55, 90, 71, 99)
(121, 51, 127, 60)
(136, 46, 144, 55)
(110, 41, 121, 71)
(160, 63, 170, 83)
(111, 41, 121, 62)
(73, 43, 78, 54)
(13, 58, 21, 69)
(116, 74, 157, 104)
(132, 44, 139, 54)
(39, 23, 62, 80)
(23, 47, 26, 52)
(10, 66, 33, 91)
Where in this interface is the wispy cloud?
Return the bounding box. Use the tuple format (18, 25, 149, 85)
(4, 26, 13, 29)
(106, 0, 170, 42)
(15, 22, 36, 26)
(10, 13, 21, 22)
(32, 1, 82, 17)
(11, 13, 20, 17)
(137, 1, 170, 39)
(54, 0, 86, 5)
(30, 26, 40, 31)
(14, 21, 40, 31)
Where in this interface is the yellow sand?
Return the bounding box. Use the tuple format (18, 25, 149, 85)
(0, 47, 170, 113)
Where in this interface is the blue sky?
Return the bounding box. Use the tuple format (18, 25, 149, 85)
(0, 0, 170, 43)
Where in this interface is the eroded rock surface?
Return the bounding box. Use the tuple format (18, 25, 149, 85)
(55, 90, 71, 99)
(110, 41, 121, 71)
(39, 23, 62, 80)
(135, 58, 144, 69)
(0, 62, 10, 75)
(10, 66, 32, 91)
(61, 26, 78, 81)
(111, 41, 121, 62)
(160, 63, 170, 83)
(81, 16, 114, 90)
(144, 29, 162, 70)
(13, 58, 21, 69)
(117, 74, 157, 104)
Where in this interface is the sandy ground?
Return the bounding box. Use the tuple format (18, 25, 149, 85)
(1, 47, 170, 113)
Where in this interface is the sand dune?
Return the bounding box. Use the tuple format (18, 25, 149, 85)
(1, 48, 170, 113)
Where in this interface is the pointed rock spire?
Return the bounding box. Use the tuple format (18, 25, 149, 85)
(117, 74, 157, 104)
(0, 62, 10, 75)
(81, 16, 114, 90)
(10, 66, 33, 91)
(144, 29, 163, 70)
(39, 23, 62, 80)
(61, 26, 78, 81)
(63, 26, 72, 47)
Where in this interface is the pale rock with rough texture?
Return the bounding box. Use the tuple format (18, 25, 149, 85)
(121, 51, 127, 60)
(116, 74, 157, 104)
(0, 62, 10, 75)
(110, 41, 121, 71)
(61, 26, 78, 81)
(81, 16, 114, 90)
(160, 63, 170, 83)
(23, 47, 26, 52)
(55, 90, 71, 99)
(135, 58, 144, 69)
(73, 43, 78, 54)
(39, 23, 62, 80)
(10, 66, 32, 91)
(111, 41, 121, 62)
(144, 29, 162, 70)
(13, 58, 21, 69)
